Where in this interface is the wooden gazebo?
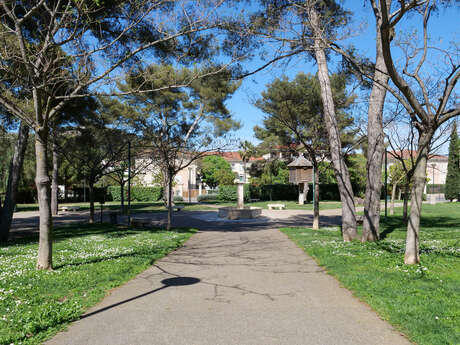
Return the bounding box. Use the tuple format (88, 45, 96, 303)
(288, 155, 313, 204)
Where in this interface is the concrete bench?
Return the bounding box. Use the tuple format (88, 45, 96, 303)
(59, 205, 81, 212)
(267, 203, 286, 210)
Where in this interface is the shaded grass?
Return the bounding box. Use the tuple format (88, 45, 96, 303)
(15, 201, 216, 213)
(0, 223, 195, 345)
(215, 200, 342, 210)
(282, 203, 460, 345)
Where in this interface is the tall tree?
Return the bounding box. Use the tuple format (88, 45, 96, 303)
(445, 122, 460, 201)
(255, 72, 355, 229)
(0, 1, 244, 269)
(118, 64, 240, 229)
(376, 0, 460, 264)
(0, 121, 29, 242)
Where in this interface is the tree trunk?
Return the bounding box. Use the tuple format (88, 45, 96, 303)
(88, 181, 95, 223)
(0, 122, 29, 242)
(64, 172, 68, 202)
(35, 129, 53, 270)
(311, 10, 357, 241)
(167, 169, 173, 230)
(390, 182, 397, 215)
(51, 140, 59, 216)
(313, 163, 320, 230)
(403, 182, 409, 222)
(404, 134, 430, 264)
(120, 181, 125, 211)
(362, 16, 389, 241)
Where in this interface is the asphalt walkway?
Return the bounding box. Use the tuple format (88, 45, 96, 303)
(42, 211, 410, 345)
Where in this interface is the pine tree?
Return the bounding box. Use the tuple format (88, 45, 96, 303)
(445, 123, 460, 201)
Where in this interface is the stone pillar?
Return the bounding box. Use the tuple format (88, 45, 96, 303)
(298, 183, 305, 205)
(198, 183, 202, 196)
(236, 181, 244, 209)
(298, 183, 309, 205)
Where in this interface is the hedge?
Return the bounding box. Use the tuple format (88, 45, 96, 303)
(197, 194, 219, 202)
(108, 185, 163, 202)
(250, 183, 343, 201)
(217, 185, 250, 202)
(426, 184, 446, 194)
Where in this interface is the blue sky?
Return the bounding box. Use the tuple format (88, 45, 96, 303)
(227, 2, 460, 150)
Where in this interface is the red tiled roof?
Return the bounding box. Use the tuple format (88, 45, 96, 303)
(204, 151, 264, 162)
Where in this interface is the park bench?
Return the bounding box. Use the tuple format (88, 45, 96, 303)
(267, 203, 286, 210)
(59, 205, 81, 212)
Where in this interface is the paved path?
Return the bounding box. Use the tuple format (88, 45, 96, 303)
(42, 211, 410, 345)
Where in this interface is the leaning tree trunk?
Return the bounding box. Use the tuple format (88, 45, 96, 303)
(0, 122, 29, 242)
(362, 20, 389, 241)
(311, 11, 357, 241)
(312, 163, 320, 230)
(35, 128, 53, 270)
(404, 134, 430, 264)
(88, 181, 95, 223)
(51, 140, 59, 216)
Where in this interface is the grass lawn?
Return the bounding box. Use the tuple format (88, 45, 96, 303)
(281, 203, 460, 345)
(0, 223, 195, 345)
(215, 200, 342, 210)
(15, 201, 216, 213)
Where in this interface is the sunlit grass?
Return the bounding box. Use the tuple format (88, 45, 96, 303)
(0, 223, 195, 345)
(282, 203, 460, 345)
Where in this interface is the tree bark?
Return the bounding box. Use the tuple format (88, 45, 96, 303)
(35, 129, 53, 270)
(404, 134, 430, 264)
(167, 169, 173, 230)
(0, 122, 29, 242)
(51, 140, 59, 216)
(88, 181, 95, 223)
(311, 10, 357, 241)
(362, 11, 389, 241)
(403, 182, 409, 222)
(120, 181, 125, 211)
(313, 163, 320, 230)
(390, 182, 397, 215)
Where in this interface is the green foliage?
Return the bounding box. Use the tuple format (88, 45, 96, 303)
(217, 185, 250, 202)
(200, 155, 235, 188)
(173, 195, 184, 202)
(445, 123, 460, 201)
(249, 159, 289, 185)
(197, 194, 219, 202)
(0, 223, 194, 345)
(282, 203, 460, 345)
(108, 186, 162, 202)
(426, 184, 445, 194)
(254, 72, 356, 162)
(260, 184, 298, 201)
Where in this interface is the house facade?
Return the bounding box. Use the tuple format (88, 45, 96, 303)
(385, 150, 448, 194)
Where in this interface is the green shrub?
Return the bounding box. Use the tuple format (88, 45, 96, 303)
(108, 185, 162, 202)
(197, 194, 219, 202)
(217, 185, 250, 202)
(426, 184, 445, 194)
(260, 184, 298, 201)
(173, 195, 184, 202)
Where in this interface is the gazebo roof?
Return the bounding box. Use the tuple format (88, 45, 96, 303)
(287, 155, 313, 168)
